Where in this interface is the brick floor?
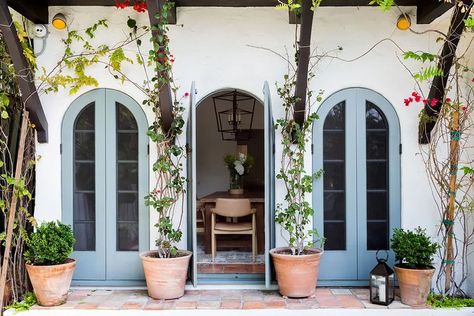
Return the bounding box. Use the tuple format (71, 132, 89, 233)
(30, 288, 429, 310)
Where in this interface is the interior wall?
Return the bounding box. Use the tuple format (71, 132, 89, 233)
(196, 92, 264, 198)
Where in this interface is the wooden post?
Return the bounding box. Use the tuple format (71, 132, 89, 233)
(444, 102, 460, 295)
(0, 111, 29, 314)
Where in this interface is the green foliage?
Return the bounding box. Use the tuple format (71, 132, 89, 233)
(274, 68, 324, 255)
(403, 51, 436, 63)
(24, 221, 75, 265)
(428, 294, 474, 309)
(413, 65, 444, 82)
(369, 0, 394, 12)
(391, 227, 439, 268)
(5, 292, 37, 313)
(465, 16, 474, 31)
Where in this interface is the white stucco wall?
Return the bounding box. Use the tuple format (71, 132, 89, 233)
(33, 5, 473, 289)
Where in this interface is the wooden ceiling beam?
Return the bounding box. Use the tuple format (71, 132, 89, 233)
(6, 0, 48, 24)
(0, 1, 48, 143)
(418, 0, 473, 144)
(293, 0, 314, 127)
(417, 0, 454, 24)
(146, 0, 175, 135)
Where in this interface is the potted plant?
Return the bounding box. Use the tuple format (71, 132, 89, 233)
(224, 153, 254, 194)
(391, 227, 439, 306)
(269, 64, 324, 297)
(24, 221, 76, 306)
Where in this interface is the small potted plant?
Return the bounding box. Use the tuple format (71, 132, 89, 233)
(391, 227, 439, 307)
(224, 153, 254, 194)
(24, 221, 76, 306)
(270, 66, 324, 298)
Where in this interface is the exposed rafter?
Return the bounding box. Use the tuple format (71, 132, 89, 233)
(0, 1, 48, 142)
(418, 0, 473, 144)
(417, 0, 454, 24)
(293, 0, 314, 127)
(146, 0, 175, 134)
(6, 0, 48, 24)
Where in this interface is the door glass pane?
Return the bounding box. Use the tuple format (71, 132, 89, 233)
(323, 102, 346, 250)
(366, 102, 389, 250)
(116, 103, 139, 251)
(73, 103, 95, 251)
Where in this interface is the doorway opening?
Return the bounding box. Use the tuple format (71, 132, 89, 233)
(194, 89, 265, 280)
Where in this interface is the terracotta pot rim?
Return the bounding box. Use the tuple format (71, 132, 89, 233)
(394, 264, 435, 271)
(140, 250, 192, 261)
(270, 247, 324, 257)
(25, 258, 76, 268)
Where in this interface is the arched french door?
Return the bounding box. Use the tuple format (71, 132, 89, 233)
(61, 89, 149, 285)
(313, 88, 401, 284)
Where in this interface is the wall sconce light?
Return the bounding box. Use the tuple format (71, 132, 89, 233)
(396, 14, 411, 31)
(52, 13, 67, 30)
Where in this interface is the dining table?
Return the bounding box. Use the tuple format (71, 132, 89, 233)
(198, 190, 265, 254)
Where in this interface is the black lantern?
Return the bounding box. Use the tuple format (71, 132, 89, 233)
(369, 250, 395, 306)
(213, 90, 255, 141)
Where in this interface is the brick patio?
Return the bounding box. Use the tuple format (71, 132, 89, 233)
(30, 288, 421, 311)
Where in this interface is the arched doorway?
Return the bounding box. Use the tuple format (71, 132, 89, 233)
(312, 87, 401, 284)
(187, 83, 275, 285)
(61, 88, 149, 285)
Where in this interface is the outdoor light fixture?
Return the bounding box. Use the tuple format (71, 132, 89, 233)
(369, 250, 395, 306)
(213, 90, 256, 141)
(396, 14, 411, 30)
(52, 13, 67, 30)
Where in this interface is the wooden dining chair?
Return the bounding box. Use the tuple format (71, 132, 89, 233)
(196, 201, 205, 233)
(211, 198, 257, 262)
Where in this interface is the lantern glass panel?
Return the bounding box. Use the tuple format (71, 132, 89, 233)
(388, 273, 395, 301)
(370, 275, 387, 303)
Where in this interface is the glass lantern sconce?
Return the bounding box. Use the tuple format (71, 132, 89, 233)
(369, 250, 395, 306)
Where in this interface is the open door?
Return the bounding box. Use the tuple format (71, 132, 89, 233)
(187, 82, 198, 286)
(263, 81, 275, 288)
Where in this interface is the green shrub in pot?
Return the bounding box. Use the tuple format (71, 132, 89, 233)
(24, 221, 75, 265)
(391, 227, 439, 269)
(391, 227, 439, 306)
(24, 221, 76, 306)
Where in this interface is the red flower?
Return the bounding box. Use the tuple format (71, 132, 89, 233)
(404, 98, 411, 106)
(423, 99, 429, 105)
(445, 98, 452, 103)
(430, 98, 438, 107)
(115, 0, 130, 9)
(133, 1, 147, 12)
(184, 92, 190, 97)
(462, 106, 467, 112)
(415, 95, 421, 102)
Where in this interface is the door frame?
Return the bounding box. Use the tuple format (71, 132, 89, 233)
(61, 88, 149, 286)
(187, 84, 275, 286)
(312, 87, 401, 286)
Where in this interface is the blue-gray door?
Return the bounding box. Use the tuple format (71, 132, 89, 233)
(62, 89, 149, 285)
(313, 88, 400, 285)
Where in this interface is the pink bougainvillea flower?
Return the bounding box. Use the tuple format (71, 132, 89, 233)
(430, 98, 438, 107)
(115, 0, 130, 9)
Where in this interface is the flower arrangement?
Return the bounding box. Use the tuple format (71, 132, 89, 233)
(223, 153, 254, 191)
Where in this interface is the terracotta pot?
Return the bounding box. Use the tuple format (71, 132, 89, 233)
(25, 259, 76, 306)
(140, 250, 192, 300)
(394, 264, 435, 307)
(270, 247, 323, 298)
